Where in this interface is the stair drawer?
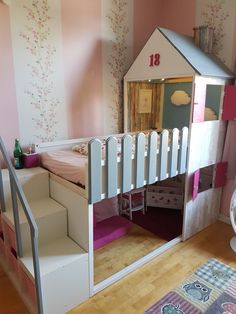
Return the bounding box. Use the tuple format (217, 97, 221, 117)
(0, 212, 2, 233)
(19, 265, 36, 305)
(2, 218, 16, 251)
(6, 246, 19, 277)
(0, 233, 6, 258)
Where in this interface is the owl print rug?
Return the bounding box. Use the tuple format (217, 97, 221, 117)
(145, 259, 236, 314)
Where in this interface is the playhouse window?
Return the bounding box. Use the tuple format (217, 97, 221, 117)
(204, 85, 223, 121)
(198, 165, 214, 193)
(127, 77, 192, 132)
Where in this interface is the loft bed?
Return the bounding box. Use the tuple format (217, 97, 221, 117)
(35, 128, 188, 253)
(36, 128, 189, 204)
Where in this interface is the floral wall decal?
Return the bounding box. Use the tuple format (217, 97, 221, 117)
(20, 0, 59, 142)
(102, 0, 133, 134)
(8, 0, 67, 145)
(196, 0, 235, 69)
(201, 0, 229, 60)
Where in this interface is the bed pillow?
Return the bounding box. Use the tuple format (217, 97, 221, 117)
(72, 143, 88, 156)
(72, 142, 106, 158)
(94, 196, 119, 222)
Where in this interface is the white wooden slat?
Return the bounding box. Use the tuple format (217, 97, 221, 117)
(169, 128, 179, 177)
(135, 133, 145, 188)
(158, 129, 169, 181)
(121, 134, 133, 193)
(147, 131, 158, 184)
(178, 127, 188, 174)
(88, 139, 102, 204)
(106, 137, 118, 198)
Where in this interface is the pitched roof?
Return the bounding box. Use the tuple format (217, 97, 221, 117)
(158, 27, 235, 78)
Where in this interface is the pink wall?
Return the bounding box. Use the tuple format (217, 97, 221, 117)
(157, 0, 196, 36)
(61, 0, 103, 139)
(0, 3, 19, 165)
(133, 0, 196, 59)
(133, 0, 162, 58)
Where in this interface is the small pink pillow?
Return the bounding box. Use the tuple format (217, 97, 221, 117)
(94, 197, 119, 222)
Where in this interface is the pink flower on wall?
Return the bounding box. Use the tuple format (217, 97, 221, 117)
(201, 0, 229, 62)
(106, 0, 130, 133)
(20, 0, 60, 142)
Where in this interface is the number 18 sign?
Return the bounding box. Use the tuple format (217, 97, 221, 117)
(149, 53, 160, 67)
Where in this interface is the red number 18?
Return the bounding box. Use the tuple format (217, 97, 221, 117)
(149, 53, 160, 67)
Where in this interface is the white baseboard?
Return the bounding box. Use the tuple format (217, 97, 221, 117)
(219, 214, 230, 225)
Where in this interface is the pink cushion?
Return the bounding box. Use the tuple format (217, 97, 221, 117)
(94, 216, 133, 250)
(94, 197, 119, 222)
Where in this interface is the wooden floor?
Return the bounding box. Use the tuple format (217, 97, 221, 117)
(1, 221, 236, 314)
(70, 221, 236, 314)
(94, 223, 167, 284)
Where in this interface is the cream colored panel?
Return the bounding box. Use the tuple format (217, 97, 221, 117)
(188, 120, 227, 173)
(183, 188, 221, 240)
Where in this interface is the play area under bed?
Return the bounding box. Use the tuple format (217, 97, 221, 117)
(38, 129, 188, 250)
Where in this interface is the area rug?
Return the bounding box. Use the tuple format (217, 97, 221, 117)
(145, 258, 236, 314)
(132, 207, 183, 241)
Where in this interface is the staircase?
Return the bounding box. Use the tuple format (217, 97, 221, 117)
(0, 167, 89, 314)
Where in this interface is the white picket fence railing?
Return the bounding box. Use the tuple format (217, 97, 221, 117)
(88, 127, 188, 204)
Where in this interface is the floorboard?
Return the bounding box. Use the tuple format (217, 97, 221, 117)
(70, 221, 236, 314)
(94, 223, 167, 284)
(1, 221, 235, 314)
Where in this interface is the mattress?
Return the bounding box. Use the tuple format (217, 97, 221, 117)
(40, 150, 87, 186)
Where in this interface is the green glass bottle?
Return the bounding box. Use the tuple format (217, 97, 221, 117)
(13, 139, 23, 169)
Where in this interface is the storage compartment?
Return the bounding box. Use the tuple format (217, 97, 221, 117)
(146, 185, 183, 209)
(0, 212, 2, 233)
(18, 264, 36, 305)
(5, 246, 19, 277)
(2, 217, 16, 251)
(0, 232, 6, 258)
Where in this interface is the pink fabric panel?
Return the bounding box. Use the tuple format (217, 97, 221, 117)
(192, 169, 200, 200)
(94, 197, 119, 223)
(40, 150, 87, 186)
(214, 162, 228, 188)
(220, 121, 236, 215)
(222, 85, 236, 120)
(192, 81, 206, 123)
(222, 121, 236, 180)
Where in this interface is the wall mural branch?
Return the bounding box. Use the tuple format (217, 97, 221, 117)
(106, 0, 129, 133)
(20, 0, 60, 142)
(201, 0, 229, 62)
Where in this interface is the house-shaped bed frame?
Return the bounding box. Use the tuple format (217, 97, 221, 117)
(124, 27, 236, 240)
(0, 27, 236, 314)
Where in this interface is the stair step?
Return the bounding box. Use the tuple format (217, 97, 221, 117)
(3, 198, 67, 253)
(19, 237, 89, 314)
(2, 168, 49, 210)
